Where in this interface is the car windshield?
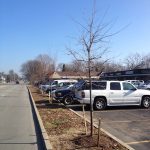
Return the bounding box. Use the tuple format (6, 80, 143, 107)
(73, 80, 85, 89)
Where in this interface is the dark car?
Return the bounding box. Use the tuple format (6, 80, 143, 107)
(51, 80, 85, 105)
(45, 81, 76, 94)
(52, 88, 75, 105)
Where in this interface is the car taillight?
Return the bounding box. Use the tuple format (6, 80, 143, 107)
(81, 91, 85, 98)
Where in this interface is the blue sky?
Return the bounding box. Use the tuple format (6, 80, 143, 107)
(0, 0, 150, 74)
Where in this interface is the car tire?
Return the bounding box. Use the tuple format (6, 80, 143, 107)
(63, 95, 73, 105)
(93, 98, 106, 110)
(142, 96, 150, 108)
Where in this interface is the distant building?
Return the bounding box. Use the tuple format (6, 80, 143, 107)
(100, 68, 150, 81)
(0, 75, 6, 83)
(47, 71, 100, 80)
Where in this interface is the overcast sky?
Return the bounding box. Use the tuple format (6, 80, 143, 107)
(0, 0, 150, 74)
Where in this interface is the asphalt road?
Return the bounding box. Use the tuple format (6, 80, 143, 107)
(0, 84, 43, 150)
(72, 105, 150, 150)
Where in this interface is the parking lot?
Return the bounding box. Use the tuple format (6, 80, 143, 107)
(73, 106, 150, 150)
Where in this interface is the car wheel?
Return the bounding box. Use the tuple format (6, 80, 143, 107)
(63, 95, 73, 105)
(142, 96, 150, 108)
(93, 98, 106, 110)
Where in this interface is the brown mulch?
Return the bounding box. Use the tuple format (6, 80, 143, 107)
(29, 86, 128, 150)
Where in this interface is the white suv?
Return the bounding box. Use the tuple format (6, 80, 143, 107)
(75, 80, 150, 110)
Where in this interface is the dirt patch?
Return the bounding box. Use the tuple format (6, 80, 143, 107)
(29, 86, 128, 150)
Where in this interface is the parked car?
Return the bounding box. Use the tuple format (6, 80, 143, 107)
(39, 81, 53, 91)
(51, 80, 84, 105)
(74, 80, 150, 110)
(138, 82, 150, 90)
(44, 79, 77, 93)
(125, 80, 144, 88)
(51, 87, 74, 105)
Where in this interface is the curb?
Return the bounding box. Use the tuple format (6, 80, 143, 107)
(28, 87, 53, 150)
(69, 108, 135, 150)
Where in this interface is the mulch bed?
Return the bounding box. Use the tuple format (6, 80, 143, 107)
(29, 85, 128, 150)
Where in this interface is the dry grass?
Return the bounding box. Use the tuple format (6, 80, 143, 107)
(29, 85, 128, 150)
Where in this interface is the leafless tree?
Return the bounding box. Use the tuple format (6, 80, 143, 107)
(56, 63, 64, 71)
(21, 54, 56, 83)
(0, 71, 19, 83)
(143, 53, 150, 68)
(57, 63, 72, 72)
(21, 60, 42, 83)
(57, 60, 87, 72)
(36, 54, 56, 80)
(103, 61, 125, 72)
(8, 70, 19, 82)
(67, 3, 119, 135)
(124, 53, 145, 70)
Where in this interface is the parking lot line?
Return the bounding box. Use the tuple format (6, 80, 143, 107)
(102, 119, 150, 123)
(126, 140, 150, 145)
(99, 109, 150, 113)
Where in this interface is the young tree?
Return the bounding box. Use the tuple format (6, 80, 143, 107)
(67, 4, 118, 135)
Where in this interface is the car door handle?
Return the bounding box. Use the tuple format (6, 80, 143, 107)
(110, 92, 114, 94)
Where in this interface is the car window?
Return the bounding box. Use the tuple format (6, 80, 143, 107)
(110, 82, 121, 90)
(83, 82, 90, 90)
(82, 82, 107, 90)
(58, 82, 71, 87)
(123, 82, 136, 90)
(92, 82, 106, 90)
(58, 82, 64, 87)
(74, 80, 85, 89)
(64, 82, 71, 86)
(52, 81, 58, 86)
